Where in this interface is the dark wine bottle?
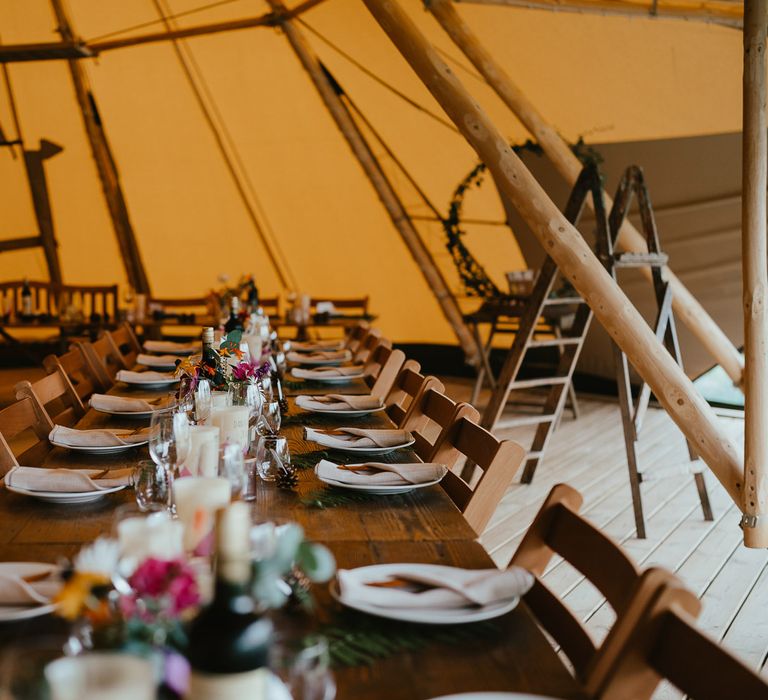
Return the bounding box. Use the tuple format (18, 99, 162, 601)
(201, 326, 226, 389)
(246, 280, 260, 316)
(224, 296, 244, 334)
(20, 278, 33, 320)
(187, 503, 273, 699)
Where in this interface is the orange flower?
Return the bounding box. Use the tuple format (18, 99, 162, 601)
(53, 572, 111, 621)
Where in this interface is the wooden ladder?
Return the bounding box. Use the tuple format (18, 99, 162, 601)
(479, 164, 604, 483)
(601, 166, 713, 539)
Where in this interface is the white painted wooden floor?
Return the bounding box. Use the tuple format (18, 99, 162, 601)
(442, 378, 765, 698)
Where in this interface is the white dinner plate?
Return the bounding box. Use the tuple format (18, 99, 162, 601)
(90, 407, 157, 420)
(315, 465, 442, 495)
(290, 372, 364, 384)
(290, 357, 346, 367)
(6, 482, 128, 504)
(428, 694, 561, 700)
(119, 378, 179, 390)
(330, 564, 519, 624)
(0, 563, 59, 622)
(301, 405, 384, 417)
(50, 438, 148, 455)
(143, 345, 195, 356)
(137, 359, 178, 371)
(313, 437, 416, 456)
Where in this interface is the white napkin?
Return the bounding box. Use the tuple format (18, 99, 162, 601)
(5, 466, 132, 492)
(296, 395, 383, 412)
(49, 425, 149, 447)
(89, 393, 163, 413)
(287, 349, 351, 364)
(0, 571, 60, 605)
(291, 340, 345, 352)
(316, 459, 446, 485)
(291, 366, 364, 379)
(305, 427, 411, 449)
(337, 565, 533, 609)
(136, 353, 182, 368)
(144, 340, 197, 354)
(116, 370, 177, 384)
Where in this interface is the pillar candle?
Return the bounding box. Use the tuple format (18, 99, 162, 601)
(210, 405, 250, 452)
(184, 425, 220, 477)
(173, 476, 231, 552)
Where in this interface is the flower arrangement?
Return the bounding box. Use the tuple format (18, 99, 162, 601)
(231, 358, 271, 383)
(175, 329, 247, 393)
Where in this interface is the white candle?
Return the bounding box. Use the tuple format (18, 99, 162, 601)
(46, 654, 155, 700)
(184, 425, 221, 477)
(117, 514, 184, 567)
(211, 390, 232, 408)
(173, 476, 231, 552)
(210, 405, 249, 452)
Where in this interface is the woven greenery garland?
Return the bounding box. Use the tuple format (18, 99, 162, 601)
(443, 138, 602, 299)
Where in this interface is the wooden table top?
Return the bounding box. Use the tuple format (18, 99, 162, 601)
(0, 372, 582, 699)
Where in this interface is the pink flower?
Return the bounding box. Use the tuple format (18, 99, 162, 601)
(124, 558, 201, 618)
(232, 359, 270, 382)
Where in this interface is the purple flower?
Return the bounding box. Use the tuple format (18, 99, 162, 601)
(232, 359, 271, 382)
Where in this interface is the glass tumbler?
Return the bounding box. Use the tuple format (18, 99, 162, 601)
(132, 459, 171, 511)
(255, 435, 289, 482)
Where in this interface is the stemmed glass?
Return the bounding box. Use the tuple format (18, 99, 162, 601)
(149, 410, 191, 513)
(232, 381, 263, 449)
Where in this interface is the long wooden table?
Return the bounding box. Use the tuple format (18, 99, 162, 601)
(0, 375, 582, 699)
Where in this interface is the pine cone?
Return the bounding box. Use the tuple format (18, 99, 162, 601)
(276, 465, 298, 490)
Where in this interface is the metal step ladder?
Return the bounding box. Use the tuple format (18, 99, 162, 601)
(479, 164, 605, 482)
(600, 166, 713, 539)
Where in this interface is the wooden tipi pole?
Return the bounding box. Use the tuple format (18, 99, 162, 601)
(426, 0, 745, 388)
(362, 0, 745, 508)
(741, 0, 768, 548)
(266, 0, 477, 361)
(50, 0, 151, 295)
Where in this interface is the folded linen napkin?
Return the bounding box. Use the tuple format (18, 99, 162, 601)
(291, 340, 345, 352)
(291, 366, 364, 379)
(315, 459, 445, 486)
(0, 571, 60, 606)
(296, 394, 383, 412)
(144, 340, 197, 354)
(49, 425, 149, 447)
(116, 370, 177, 384)
(136, 353, 182, 368)
(5, 466, 132, 492)
(287, 349, 351, 364)
(305, 427, 411, 449)
(90, 393, 165, 413)
(337, 565, 533, 610)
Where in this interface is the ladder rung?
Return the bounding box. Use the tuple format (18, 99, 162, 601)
(509, 377, 570, 390)
(543, 296, 584, 306)
(525, 451, 544, 460)
(613, 252, 668, 268)
(637, 460, 704, 482)
(527, 337, 582, 348)
(498, 413, 559, 428)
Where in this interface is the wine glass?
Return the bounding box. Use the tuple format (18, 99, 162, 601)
(257, 401, 281, 436)
(149, 411, 191, 513)
(233, 381, 263, 449)
(218, 443, 245, 497)
(270, 636, 336, 700)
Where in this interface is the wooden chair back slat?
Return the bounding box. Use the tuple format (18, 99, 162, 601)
(384, 365, 440, 427)
(367, 349, 407, 402)
(344, 321, 370, 354)
(353, 328, 383, 364)
(43, 345, 108, 401)
(362, 338, 394, 381)
(86, 334, 127, 381)
(108, 322, 142, 367)
(0, 396, 54, 476)
(15, 365, 85, 428)
(403, 389, 476, 461)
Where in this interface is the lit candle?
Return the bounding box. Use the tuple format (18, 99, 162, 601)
(209, 405, 249, 453)
(173, 476, 231, 552)
(184, 425, 220, 477)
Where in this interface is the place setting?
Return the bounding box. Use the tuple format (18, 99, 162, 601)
(0, 561, 62, 622)
(289, 339, 345, 353)
(48, 424, 150, 455)
(314, 458, 446, 495)
(289, 365, 366, 384)
(115, 369, 180, 390)
(286, 348, 352, 366)
(305, 427, 414, 455)
(4, 465, 132, 504)
(135, 352, 184, 372)
(89, 393, 173, 419)
(331, 562, 533, 625)
(143, 339, 197, 356)
(295, 393, 385, 416)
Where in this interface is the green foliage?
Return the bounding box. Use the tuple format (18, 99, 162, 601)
(315, 612, 500, 668)
(300, 487, 406, 509)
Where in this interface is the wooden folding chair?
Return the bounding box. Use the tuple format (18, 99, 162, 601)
(385, 366, 443, 427)
(364, 347, 406, 403)
(402, 388, 479, 461)
(588, 578, 765, 699)
(353, 328, 384, 364)
(431, 415, 525, 533)
(107, 322, 142, 368)
(43, 344, 110, 401)
(344, 321, 370, 353)
(0, 396, 54, 476)
(362, 338, 394, 381)
(509, 484, 697, 688)
(15, 364, 85, 428)
(83, 333, 128, 381)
